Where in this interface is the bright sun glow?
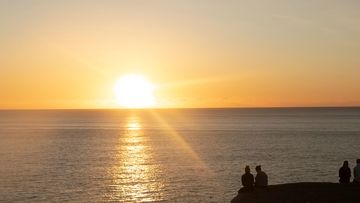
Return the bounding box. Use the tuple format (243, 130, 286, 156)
(114, 74, 155, 108)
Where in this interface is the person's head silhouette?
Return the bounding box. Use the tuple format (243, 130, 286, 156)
(357, 159, 360, 164)
(245, 165, 250, 174)
(255, 165, 262, 173)
(343, 161, 349, 167)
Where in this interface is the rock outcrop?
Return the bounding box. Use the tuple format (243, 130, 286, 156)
(231, 182, 360, 203)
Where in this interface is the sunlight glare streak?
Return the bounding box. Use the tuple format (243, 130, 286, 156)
(149, 110, 214, 175)
(158, 76, 228, 90)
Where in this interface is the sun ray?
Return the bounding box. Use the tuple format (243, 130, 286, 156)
(148, 109, 214, 176)
(158, 75, 230, 90)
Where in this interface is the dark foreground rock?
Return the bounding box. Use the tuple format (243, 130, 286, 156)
(231, 182, 360, 203)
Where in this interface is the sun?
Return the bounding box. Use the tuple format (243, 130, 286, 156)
(114, 74, 156, 108)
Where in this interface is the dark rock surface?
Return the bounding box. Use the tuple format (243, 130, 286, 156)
(231, 182, 360, 203)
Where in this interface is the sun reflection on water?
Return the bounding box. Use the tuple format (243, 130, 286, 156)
(126, 119, 142, 131)
(110, 116, 164, 202)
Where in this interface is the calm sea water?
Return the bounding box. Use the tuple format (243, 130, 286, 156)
(0, 108, 360, 202)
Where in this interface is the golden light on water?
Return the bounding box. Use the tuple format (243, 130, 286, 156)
(126, 118, 142, 131)
(111, 116, 164, 202)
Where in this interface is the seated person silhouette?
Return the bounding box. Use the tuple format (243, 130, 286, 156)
(240, 165, 254, 192)
(353, 159, 360, 183)
(255, 165, 268, 187)
(339, 160, 351, 183)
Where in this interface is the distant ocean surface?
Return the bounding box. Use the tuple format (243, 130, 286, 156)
(1, 108, 360, 202)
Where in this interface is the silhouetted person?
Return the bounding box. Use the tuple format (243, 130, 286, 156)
(353, 159, 360, 183)
(255, 165, 268, 187)
(339, 161, 351, 183)
(241, 166, 254, 192)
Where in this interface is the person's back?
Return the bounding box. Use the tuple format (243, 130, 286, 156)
(339, 161, 351, 183)
(353, 159, 360, 183)
(241, 166, 254, 191)
(255, 165, 268, 187)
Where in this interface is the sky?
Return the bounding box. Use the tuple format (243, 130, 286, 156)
(1, 0, 360, 109)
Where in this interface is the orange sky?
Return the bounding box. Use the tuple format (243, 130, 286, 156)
(1, 0, 360, 109)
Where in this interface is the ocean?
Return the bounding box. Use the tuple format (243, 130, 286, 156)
(0, 108, 359, 202)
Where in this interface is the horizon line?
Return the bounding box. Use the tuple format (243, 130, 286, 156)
(1, 105, 360, 111)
